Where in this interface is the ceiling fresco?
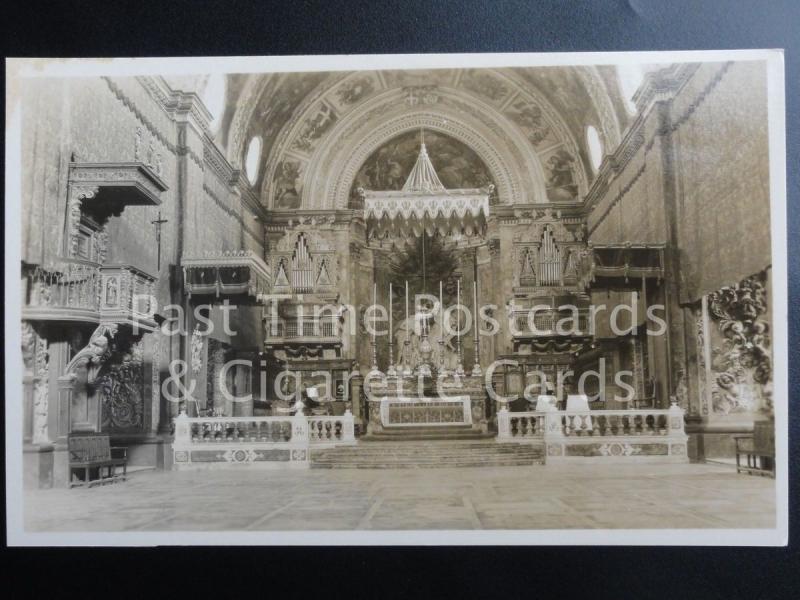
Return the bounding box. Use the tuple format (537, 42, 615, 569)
(220, 66, 631, 209)
(243, 71, 331, 191)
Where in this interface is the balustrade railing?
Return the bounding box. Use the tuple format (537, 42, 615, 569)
(307, 415, 356, 445)
(507, 413, 546, 439)
(510, 311, 590, 337)
(499, 406, 682, 439)
(497, 403, 688, 462)
(265, 319, 339, 339)
(186, 417, 295, 443)
(172, 410, 355, 468)
(561, 410, 670, 437)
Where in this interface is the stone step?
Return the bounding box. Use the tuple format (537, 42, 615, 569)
(312, 448, 542, 458)
(311, 450, 544, 460)
(362, 433, 496, 441)
(310, 440, 544, 469)
(312, 442, 541, 455)
(312, 442, 541, 452)
(311, 461, 544, 469)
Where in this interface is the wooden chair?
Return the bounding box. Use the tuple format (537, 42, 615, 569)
(734, 420, 775, 478)
(68, 433, 128, 488)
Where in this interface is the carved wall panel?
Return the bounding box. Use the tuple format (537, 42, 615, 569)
(97, 337, 145, 433)
(704, 271, 772, 417)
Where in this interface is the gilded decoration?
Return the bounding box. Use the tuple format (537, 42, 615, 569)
(707, 272, 771, 415)
(190, 325, 204, 374)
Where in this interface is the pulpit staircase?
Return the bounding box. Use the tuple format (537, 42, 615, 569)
(310, 439, 544, 469)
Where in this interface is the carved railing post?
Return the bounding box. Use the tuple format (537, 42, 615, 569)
(543, 407, 565, 440)
(292, 411, 309, 444)
(342, 409, 355, 442)
(497, 405, 511, 440)
(669, 401, 686, 435)
(173, 409, 191, 444)
(349, 367, 363, 426)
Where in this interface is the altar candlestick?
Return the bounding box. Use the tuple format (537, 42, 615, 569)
(438, 280, 447, 376)
(403, 280, 412, 376)
(371, 282, 378, 371)
(405, 280, 409, 334)
(472, 280, 482, 376)
(439, 280, 444, 338)
(388, 282, 396, 376)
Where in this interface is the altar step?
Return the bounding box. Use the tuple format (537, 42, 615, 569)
(362, 425, 494, 441)
(310, 440, 544, 469)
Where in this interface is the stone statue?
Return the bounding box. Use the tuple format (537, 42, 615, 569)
(66, 324, 117, 384)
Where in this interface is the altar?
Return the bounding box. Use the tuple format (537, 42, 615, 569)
(379, 396, 472, 427)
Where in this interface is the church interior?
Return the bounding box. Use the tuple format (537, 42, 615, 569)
(18, 60, 775, 511)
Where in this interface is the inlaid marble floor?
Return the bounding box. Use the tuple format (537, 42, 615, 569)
(23, 463, 775, 531)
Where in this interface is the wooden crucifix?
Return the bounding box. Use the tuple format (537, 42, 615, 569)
(151, 211, 169, 270)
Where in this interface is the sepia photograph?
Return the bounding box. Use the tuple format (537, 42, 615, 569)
(4, 50, 787, 546)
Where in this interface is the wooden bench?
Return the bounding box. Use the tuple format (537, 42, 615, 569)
(68, 433, 128, 488)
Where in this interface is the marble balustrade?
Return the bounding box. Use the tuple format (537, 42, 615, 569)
(172, 410, 356, 469)
(497, 403, 689, 463)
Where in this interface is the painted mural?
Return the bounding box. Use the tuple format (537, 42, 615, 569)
(349, 130, 495, 207)
(334, 75, 376, 107)
(292, 102, 337, 154)
(504, 98, 553, 147)
(544, 149, 579, 201)
(247, 72, 328, 187)
(273, 160, 304, 209)
(460, 69, 511, 104)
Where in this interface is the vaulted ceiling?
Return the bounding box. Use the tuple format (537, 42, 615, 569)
(211, 66, 633, 209)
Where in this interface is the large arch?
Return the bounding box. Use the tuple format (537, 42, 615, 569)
(225, 66, 626, 207)
(272, 86, 549, 209)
